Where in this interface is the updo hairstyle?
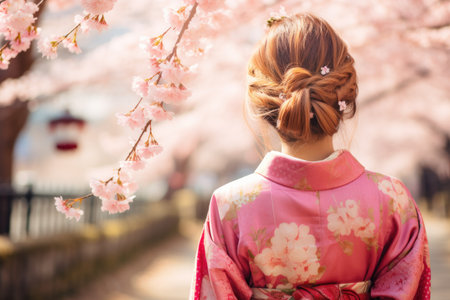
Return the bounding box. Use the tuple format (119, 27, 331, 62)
(247, 13, 357, 143)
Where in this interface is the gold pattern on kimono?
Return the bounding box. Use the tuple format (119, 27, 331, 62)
(294, 177, 313, 190)
(338, 239, 354, 256)
(366, 172, 385, 184)
(221, 184, 263, 221)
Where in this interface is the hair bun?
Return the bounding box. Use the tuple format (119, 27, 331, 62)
(246, 13, 358, 143)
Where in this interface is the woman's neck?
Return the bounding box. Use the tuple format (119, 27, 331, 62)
(281, 135, 335, 161)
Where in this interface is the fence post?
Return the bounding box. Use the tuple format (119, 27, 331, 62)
(25, 185, 33, 236)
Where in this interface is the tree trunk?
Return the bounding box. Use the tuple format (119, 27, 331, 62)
(0, 100, 29, 235)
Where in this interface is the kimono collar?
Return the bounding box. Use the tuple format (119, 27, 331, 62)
(255, 150, 365, 191)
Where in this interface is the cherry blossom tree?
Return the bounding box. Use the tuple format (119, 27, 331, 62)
(0, 0, 448, 224)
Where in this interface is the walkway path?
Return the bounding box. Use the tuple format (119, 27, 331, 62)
(65, 214, 450, 300)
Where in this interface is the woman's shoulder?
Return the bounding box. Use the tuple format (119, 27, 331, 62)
(213, 173, 270, 199)
(361, 169, 418, 222)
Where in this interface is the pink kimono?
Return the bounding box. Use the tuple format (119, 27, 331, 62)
(190, 150, 431, 299)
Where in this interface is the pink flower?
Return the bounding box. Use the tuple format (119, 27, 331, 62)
(148, 57, 161, 74)
(90, 179, 111, 199)
(85, 15, 108, 31)
(139, 36, 166, 58)
(116, 106, 147, 130)
(10, 37, 31, 52)
(160, 59, 197, 85)
(101, 196, 134, 214)
(80, 0, 117, 15)
(147, 104, 174, 121)
(164, 7, 188, 31)
(149, 84, 192, 105)
(132, 76, 149, 97)
(54, 196, 84, 221)
(320, 65, 330, 75)
(21, 2, 39, 15)
(1, 47, 19, 60)
(62, 37, 81, 54)
(37, 36, 58, 59)
(254, 223, 322, 285)
(137, 144, 163, 159)
(338, 100, 347, 112)
(74, 14, 90, 33)
(119, 159, 146, 171)
(5, 9, 35, 33)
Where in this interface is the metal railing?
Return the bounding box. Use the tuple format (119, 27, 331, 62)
(1, 185, 150, 241)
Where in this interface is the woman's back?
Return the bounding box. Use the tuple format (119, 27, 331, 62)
(190, 12, 430, 299)
(191, 150, 430, 299)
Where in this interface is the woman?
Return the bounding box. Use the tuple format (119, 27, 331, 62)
(190, 13, 430, 299)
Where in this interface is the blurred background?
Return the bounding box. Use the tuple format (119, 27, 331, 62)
(0, 0, 449, 299)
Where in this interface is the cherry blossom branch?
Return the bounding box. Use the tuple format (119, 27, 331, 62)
(55, 2, 203, 220)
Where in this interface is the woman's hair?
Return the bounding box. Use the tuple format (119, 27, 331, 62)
(247, 13, 357, 143)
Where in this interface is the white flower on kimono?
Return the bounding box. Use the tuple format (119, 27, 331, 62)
(327, 199, 375, 242)
(353, 216, 375, 239)
(254, 223, 323, 285)
(378, 179, 410, 212)
(327, 199, 359, 236)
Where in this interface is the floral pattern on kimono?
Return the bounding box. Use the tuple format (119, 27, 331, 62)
(190, 150, 431, 300)
(254, 222, 324, 289)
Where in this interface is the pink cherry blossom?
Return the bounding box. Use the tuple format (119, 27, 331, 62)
(80, 0, 117, 15)
(62, 37, 82, 54)
(116, 169, 138, 194)
(37, 36, 59, 59)
(116, 106, 147, 130)
(5, 10, 35, 33)
(0, 0, 39, 69)
(119, 158, 146, 172)
(160, 59, 197, 85)
(147, 104, 174, 121)
(101, 195, 134, 214)
(85, 15, 109, 31)
(10, 37, 31, 52)
(139, 36, 167, 58)
(149, 83, 192, 104)
(54, 196, 84, 221)
(137, 143, 163, 159)
(1, 48, 19, 60)
(164, 7, 188, 31)
(89, 179, 111, 200)
(132, 76, 149, 98)
(74, 14, 91, 33)
(147, 57, 161, 74)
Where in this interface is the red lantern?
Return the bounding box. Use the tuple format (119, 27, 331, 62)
(48, 110, 85, 151)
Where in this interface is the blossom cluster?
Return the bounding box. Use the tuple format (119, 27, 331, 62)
(254, 223, 323, 288)
(55, 0, 232, 220)
(38, 0, 118, 59)
(327, 199, 375, 240)
(0, 0, 39, 69)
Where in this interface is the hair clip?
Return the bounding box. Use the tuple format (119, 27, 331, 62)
(320, 66, 330, 75)
(279, 93, 287, 102)
(338, 100, 347, 111)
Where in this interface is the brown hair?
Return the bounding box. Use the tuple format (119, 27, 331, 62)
(247, 13, 357, 143)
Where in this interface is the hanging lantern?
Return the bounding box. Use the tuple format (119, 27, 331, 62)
(48, 110, 85, 151)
